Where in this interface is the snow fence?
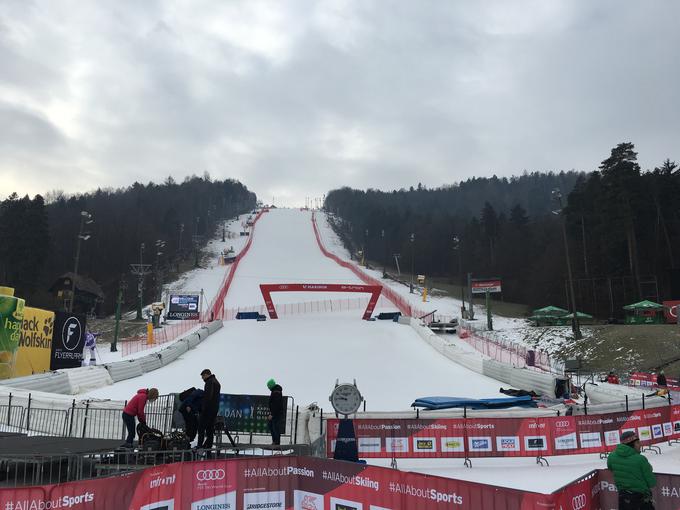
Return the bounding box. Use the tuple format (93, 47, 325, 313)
(0, 321, 224, 395)
(408, 319, 559, 398)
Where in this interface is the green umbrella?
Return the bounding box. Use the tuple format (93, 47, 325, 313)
(622, 300, 664, 311)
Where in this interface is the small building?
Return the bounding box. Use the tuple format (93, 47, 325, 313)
(49, 272, 105, 316)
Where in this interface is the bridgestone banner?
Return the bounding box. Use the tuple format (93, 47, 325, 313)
(327, 405, 680, 459)
(50, 311, 86, 370)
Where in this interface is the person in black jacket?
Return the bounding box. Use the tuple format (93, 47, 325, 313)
(267, 378, 284, 445)
(197, 369, 221, 449)
(657, 370, 667, 388)
(179, 388, 204, 442)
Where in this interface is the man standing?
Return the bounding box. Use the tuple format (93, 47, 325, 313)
(196, 369, 221, 449)
(607, 431, 656, 509)
(266, 378, 284, 445)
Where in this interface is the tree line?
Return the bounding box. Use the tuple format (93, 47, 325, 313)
(324, 143, 680, 318)
(0, 174, 257, 314)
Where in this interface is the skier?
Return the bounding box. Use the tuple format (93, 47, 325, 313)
(121, 388, 159, 448)
(82, 330, 99, 366)
(267, 378, 284, 445)
(607, 431, 656, 509)
(196, 369, 221, 449)
(607, 370, 620, 384)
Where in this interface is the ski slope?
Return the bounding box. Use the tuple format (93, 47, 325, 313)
(87, 208, 505, 409)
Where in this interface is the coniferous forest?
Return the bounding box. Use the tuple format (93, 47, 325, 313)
(324, 143, 680, 319)
(0, 175, 256, 314)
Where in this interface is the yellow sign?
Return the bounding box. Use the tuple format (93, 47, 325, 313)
(0, 287, 14, 296)
(15, 307, 54, 377)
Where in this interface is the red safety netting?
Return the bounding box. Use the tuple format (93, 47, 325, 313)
(120, 319, 201, 357)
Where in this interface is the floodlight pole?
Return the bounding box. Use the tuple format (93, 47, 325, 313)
(69, 211, 92, 313)
(552, 189, 582, 340)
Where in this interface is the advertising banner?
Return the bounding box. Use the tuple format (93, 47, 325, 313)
(6, 454, 680, 508)
(663, 300, 680, 323)
(16, 306, 54, 376)
(327, 407, 680, 459)
(471, 279, 502, 294)
(0, 294, 25, 379)
(166, 294, 201, 320)
(218, 393, 289, 434)
(50, 311, 87, 370)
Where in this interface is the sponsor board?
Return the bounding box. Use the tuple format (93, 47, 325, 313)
(468, 437, 492, 452)
(579, 432, 602, 448)
(674, 421, 680, 433)
(571, 493, 587, 510)
(294, 490, 324, 510)
(524, 436, 547, 451)
(141, 500, 175, 510)
(554, 432, 578, 450)
(385, 437, 409, 453)
(50, 312, 86, 370)
(664, 422, 673, 436)
(604, 430, 620, 447)
(413, 437, 436, 452)
(440, 437, 465, 453)
(652, 424, 664, 439)
(496, 436, 520, 452)
(358, 437, 382, 453)
(166, 293, 201, 320)
(191, 491, 236, 510)
(244, 491, 285, 510)
(330, 497, 363, 510)
(638, 426, 652, 441)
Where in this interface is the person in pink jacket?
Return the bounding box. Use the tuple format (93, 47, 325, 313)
(122, 388, 159, 447)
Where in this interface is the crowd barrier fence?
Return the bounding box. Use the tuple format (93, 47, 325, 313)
(1, 453, 679, 509)
(327, 403, 680, 461)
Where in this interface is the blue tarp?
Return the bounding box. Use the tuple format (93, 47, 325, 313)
(411, 395, 536, 410)
(236, 312, 266, 320)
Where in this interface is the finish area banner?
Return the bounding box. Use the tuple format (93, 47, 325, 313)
(328, 406, 680, 459)
(0, 456, 602, 510)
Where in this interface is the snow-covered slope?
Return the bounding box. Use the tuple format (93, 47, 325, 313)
(87, 208, 504, 408)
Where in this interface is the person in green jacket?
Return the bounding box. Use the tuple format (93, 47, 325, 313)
(607, 431, 656, 509)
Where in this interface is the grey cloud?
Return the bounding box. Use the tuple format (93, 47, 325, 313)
(1, 0, 679, 204)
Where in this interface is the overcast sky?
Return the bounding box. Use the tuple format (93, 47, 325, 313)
(1, 1, 679, 207)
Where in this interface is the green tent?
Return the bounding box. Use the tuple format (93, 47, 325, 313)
(623, 300, 664, 324)
(622, 300, 664, 311)
(564, 311, 593, 319)
(532, 305, 569, 316)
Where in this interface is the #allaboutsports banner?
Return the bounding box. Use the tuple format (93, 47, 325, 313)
(5, 455, 680, 509)
(50, 311, 87, 370)
(327, 406, 680, 459)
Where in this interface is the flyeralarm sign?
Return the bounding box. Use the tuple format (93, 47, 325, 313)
(471, 279, 502, 294)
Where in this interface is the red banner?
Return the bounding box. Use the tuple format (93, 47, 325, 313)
(663, 300, 680, 323)
(260, 283, 382, 320)
(4, 455, 680, 509)
(327, 407, 680, 459)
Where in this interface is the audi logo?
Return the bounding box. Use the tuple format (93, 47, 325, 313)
(572, 493, 587, 510)
(196, 469, 225, 481)
(555, 421, 570, 427)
